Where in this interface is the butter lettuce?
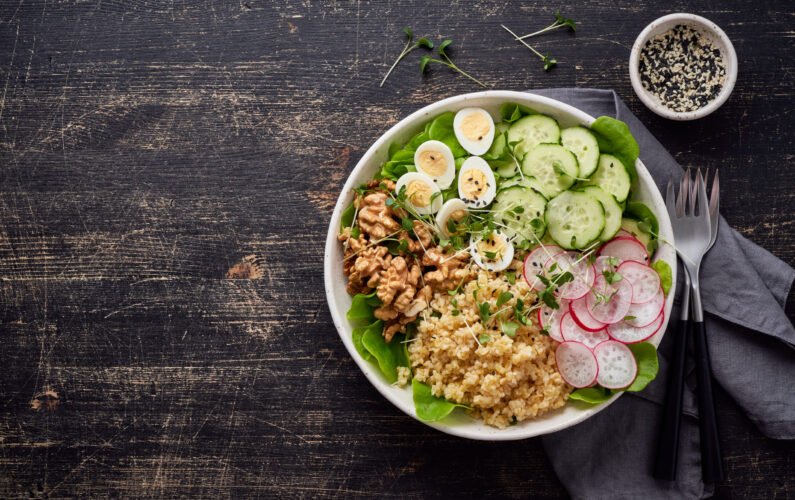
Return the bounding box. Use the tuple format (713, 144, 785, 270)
(590, 116, 639, 182)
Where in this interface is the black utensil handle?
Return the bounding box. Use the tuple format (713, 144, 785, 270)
(692, 320, 726, 483)
(653, 318, 690, 480)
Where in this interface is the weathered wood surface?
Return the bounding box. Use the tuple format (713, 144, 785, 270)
(0, 1, 793, 497)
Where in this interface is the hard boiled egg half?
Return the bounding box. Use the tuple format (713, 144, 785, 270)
(453, 107, 495, 155)
(436, 198, 469, 237)
(413, 140, 455, 189)
(470, 231, 514, 272)
(457, 156, 496, 208)
(395, 172, 442, 215)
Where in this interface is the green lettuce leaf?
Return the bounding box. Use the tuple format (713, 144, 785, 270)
(346, 291, 381, 325)
(412, 379, 466, 421)
(652, 260, 673, 296)
(626, 342, 659, 392)
(427, 111, 468, 157)
(499, 102, 537, 123)
(569, 387, 613, 404)
(362, 325, 400, 383)
(340, 203, 356, 233)
(352, 321, 379, 362)
(590, 116, 639, 182)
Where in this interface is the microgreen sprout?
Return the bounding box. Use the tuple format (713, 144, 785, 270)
(501, 24, 557, 71)
(516, 12, 576, 40)
(420, 39, 489, 88)
(381, 27, 434, 87)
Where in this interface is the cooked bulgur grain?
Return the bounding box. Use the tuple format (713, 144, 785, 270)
(409, 261, 571, 428)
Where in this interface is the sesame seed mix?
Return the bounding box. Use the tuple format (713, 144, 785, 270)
(639, 24, 726, 113)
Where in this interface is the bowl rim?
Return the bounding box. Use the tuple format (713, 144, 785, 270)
(323, 90, 676, 441)
(629, 12, 738, 121)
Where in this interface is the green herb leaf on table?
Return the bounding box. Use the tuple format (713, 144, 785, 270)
(418, 40, 489, 88)
(380, 27, 435, 87)
(625, 342, 659, 392)
(412, 380, 467, 422)
(652, 260, 673, 296)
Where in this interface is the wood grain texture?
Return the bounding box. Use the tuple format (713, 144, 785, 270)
(0, 0, 793, 498)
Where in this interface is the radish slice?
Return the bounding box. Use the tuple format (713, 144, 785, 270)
(618, 261, 661, 303)
(608, 311, 664, 344)
(569, 298, 607, 332)
(560, 313, 610, 349)
(523, 245, 563, 290)
(537, 299, 569, 342)
(625, 288, 665, 327)
(594, 340, 638, 389)
(593, 255, 623, 275)
(553, 252, 596, 300)
(599, 237, 649, 264)
(585, 274, 633, 324)
(555, 341, 599, 388)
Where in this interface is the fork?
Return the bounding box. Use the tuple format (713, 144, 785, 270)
(690, 169, 725, 483)
(655, 169, 724, 482)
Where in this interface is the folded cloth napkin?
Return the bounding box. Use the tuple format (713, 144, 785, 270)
(531, 88, 795, 500)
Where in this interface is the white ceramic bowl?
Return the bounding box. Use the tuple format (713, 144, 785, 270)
(629, 13, 738, 121)
(324, 91, 677, 440)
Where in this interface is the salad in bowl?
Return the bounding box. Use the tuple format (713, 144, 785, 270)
(324, 91, 675, 440)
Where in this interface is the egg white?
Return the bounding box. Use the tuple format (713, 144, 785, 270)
(470, 231, 515, 272)
(436, 198, 469, 237)
(457, 156, 497, 209)
(394, 172, 443, 215)
(453, 107, 495, 156)
(413, 140, 455, 189)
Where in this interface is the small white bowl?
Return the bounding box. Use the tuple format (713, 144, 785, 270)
(629, 13, 738, 121)
(324, 91, 677, 441)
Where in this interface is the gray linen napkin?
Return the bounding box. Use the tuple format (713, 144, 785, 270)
(531, 89, 795, 500)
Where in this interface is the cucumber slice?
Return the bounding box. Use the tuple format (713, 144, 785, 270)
(498, 176, 548, 198)
(582, 154, 631, 202)
(582, 186, 622, 241)
(508, 115, 560, 160)
(621, 218, 652, 250)
(492, 186, 547, 243)
(521, 144, 579, 199)
(561, 127, 600, 178)
(545, 191, 605, 250)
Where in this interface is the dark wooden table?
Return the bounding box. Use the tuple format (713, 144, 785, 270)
(1, 1, 793, 497)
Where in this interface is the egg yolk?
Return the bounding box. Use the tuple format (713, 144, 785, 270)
(406, 180, 432, 207)
(477, 236, 505, 262)
(461, 168, 488, 200)
(417, 150, 448, 177)
(461, 112, 491, 142)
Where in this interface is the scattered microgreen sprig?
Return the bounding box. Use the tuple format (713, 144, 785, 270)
(501, 24, 557, 71)
(517, 12, 576, 40)
(420, 39, 488, 88)
(381, 27, 434, 87)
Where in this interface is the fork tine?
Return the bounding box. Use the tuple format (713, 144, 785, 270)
(678, 168, 690, 217)
(666, 177, 677, 218)
(709, 169, 720, 217)
(696, 169, 709, 217)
